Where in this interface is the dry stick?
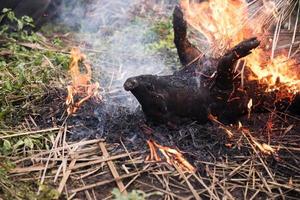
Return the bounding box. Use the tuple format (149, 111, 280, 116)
(271, 13, 282, 59)
(211, 166, 218, 198)
(38, 125, 65, 194)
(173, 164, 201, 200)
(255, 169, 273, 195)
(0, 127, 60, 139)
(159, 167, 172, 200)
(73, 166, 102, 180)
(288, 0, 300, 58)
(10, 164, 56, 174)
(249, 189, 261, 200)
(135, 180, 185, 199)
(13, 139, 102, 164)
(98, 142, 128, 195)
(124, 164, 150, 190)
(244, 160, 254, 199)
(0, 183, 22, 200)
(71, 151, 138, 170)
(268, 181, 300, 193)
(120, 139, 139, 172)
(103, 164, 151, 200)
(67, 192, 77, 200)
(192, 173, 219, 199)
(57, 158, 77, 194)
(13, 152, 136, 175)
(242, 131, 285, 199)
(70, 169, 150, 193)
(79, 179, 93, 200)
(209, 162, 233, 199)
(200, 159, 250, 195)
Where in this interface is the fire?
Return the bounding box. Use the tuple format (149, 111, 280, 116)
(247, 52, 300, 94)
(180, 0, 300, 96)
(146, 140, 196, 173)
(66, 48, 101, 115)
(181, 0, 250, 52)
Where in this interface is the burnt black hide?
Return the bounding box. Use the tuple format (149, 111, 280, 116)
(124, 34, 260, 125)
(124, 72, 250, 125)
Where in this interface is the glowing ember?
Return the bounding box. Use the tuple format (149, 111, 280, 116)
(66, 48, 101, 115)
(146, 140, 196, 173)
(180, 0, 300, 97)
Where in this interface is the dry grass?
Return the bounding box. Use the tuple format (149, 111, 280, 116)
(2, 113, 299, 199)
(1, 2, 300, 200)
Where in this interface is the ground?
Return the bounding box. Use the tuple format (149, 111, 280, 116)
(1, 1, 300, 200)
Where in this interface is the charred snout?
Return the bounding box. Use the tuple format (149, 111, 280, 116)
(124, 78, 139, 91)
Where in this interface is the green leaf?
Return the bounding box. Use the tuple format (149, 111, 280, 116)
(30, 134, 42, 139)
(17, 20, 24, 31)
(13, 139, 24, 149)
(2, 8, 10, 13)
(24, 138, 34, 149)
(0, 14, 5, 23)
(5, 81, 13, 91)
(3, 139, 12, 151)
(7, 11, 15, 22)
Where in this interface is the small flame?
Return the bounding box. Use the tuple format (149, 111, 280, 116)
(66, 48, 101, 115)
(146, 140, 196, 173)
(180, 0, 300, 98)
(247, 98, 253, 118)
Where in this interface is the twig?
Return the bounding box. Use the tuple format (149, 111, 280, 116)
(57, 158, 77, 194)
(98, 142, 127, 195)
(0, 127, 60, 139)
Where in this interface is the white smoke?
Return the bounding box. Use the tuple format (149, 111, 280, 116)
(60, 0, 175, 109)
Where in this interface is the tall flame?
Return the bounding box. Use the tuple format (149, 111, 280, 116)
(181, 0, 251, 52)
(66, 48, 101, 115)
(181, 0, 300, 95)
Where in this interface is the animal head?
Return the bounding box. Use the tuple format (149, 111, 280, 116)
(124, 75, 161, 93)
(123, 75, 168, 111)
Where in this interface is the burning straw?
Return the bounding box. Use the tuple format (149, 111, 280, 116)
(181, 0, 300, 99)
(146, 140, 196, 173)
(66, 48, 101, 115)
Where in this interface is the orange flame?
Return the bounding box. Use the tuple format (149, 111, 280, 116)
(146, 140, 196, 173)
(66, 48, 101, 115)
(180, 0, 300, 97)
(181, 0, 251, 52)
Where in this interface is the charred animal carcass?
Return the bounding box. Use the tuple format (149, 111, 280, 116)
(124, 6, 260, 125)
(124, 5, 299, 125)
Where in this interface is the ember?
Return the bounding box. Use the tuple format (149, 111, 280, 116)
(66, 48, 101, 115)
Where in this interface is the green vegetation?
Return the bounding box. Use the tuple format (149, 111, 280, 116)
(147, 17, 180, 70)
(148, 18, 175, 51)
(0, 9, 68, 199)
(0, 9, 69, 127)
(0, 159, 59, 200)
